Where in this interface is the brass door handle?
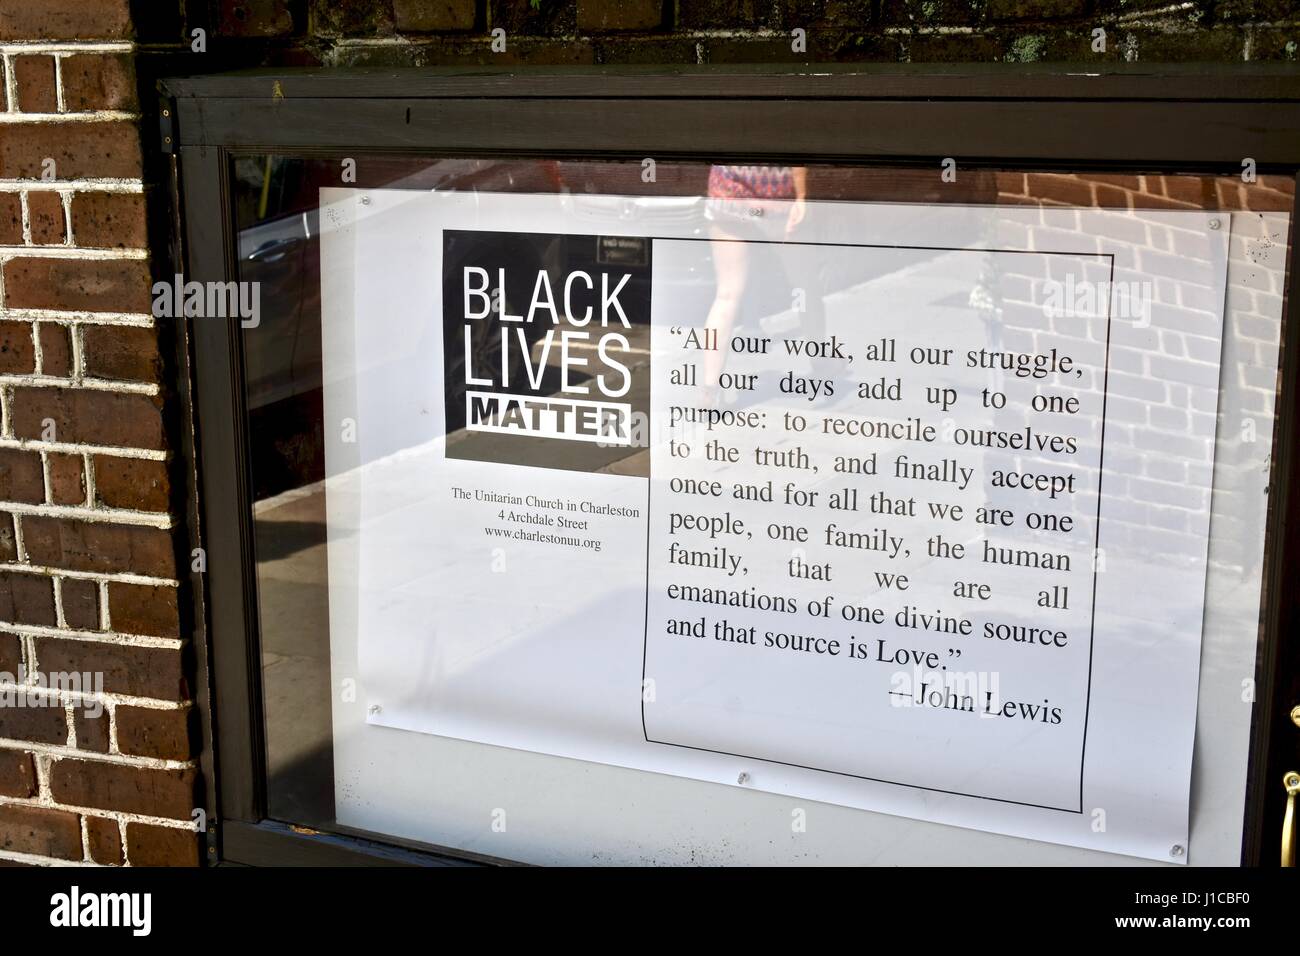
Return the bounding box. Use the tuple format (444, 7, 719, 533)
(1284, 772, 1300, 866)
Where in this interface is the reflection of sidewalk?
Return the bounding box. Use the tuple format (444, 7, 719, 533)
(252, 480, 333, 823)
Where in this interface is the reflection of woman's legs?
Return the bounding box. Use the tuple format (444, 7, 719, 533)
(703, 225, 749, 394)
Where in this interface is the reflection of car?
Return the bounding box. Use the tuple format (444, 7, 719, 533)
(240, 207, 322, 412)
(240, 158, 833, 497)
(238, 157, 568, 416)
(235, 157, 600, 497)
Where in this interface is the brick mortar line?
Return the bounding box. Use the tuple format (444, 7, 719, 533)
(11, 795, 200, 838)
(0, 180, 143, 192)
(0, 561, 176, 587)
(3, 622, 181, 649)
(0, 740, 194, 771)
(0, 43, 134, 55)
(0, 437, 166, 460)
(69, 323, 83, 383)
(80, 446, 96, 509)
(0, 111, 139, 124)
(49, 567, 63, 626)
(57, 190, 72, 247)
(29, 305, 43, 373)
(0, 681, 190, 710)
(1, 55, 15, 116)
(1115, 2, 1197, 22)
(2, 500, 172, 529)
(0, 373, 160, 395)
(1, 308, 153, 327)
(0, 847, 101, 867)
(52, 53, 65, 114)
(882, 25, 978, 35)
(5, 611, 180, 640)
(0, 246, 149, 259)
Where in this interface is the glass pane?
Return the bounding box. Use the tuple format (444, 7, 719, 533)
(233, 157, 1292, 863)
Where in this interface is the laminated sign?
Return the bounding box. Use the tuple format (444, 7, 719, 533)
(320, 188, 1230, 862)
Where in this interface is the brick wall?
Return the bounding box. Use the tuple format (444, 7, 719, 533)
(0, 0, 198, 867)
(189, 1, 1299, 66)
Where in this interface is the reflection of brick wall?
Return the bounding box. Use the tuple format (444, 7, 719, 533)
(0, 1, 199, 867)
(989, 173, 1292, 575)
(999, 172, 1295, 212)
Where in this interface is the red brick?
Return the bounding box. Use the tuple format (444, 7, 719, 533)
(38, 323, 72, 376)
(73, 709, 109, 753)
(0, 632, 21, 674)
(58, 53, 138, 112)
(0, 696, 66, 745)
(0, 515, 15, 563)
(26, 191, 65, 245)
(85, 815, 123, 865)
(11, 56, 57, 113)
(219, 0, 296, 36)
(1094, 185, 1132, 209)
(59, 576, 98, 630)
(94, 455, 169, 511)
(70, 191, 147, 248)
(82, 324, 161, 382)
(116, 706, 192, 760)
(0, 750, 37, 798)
(3, 257, 151, 313)
(1215, 178, 1247, 212)
(1164, 175, 1216, 207)
(126, 822, 199, 866)
(0, 570, 56, 626)
(107, 582, 178, 637)
(986, 0, 1087, 18)
(35, 639, 185, 700)
(0, 0, 132, 40)
(0, 122, 141, 179)
(46, 452, 84, 505)
(1130, 192, 1205, 211)
(0, 194, 21, 245)
(0, 448, 45, 504)
(678, 0, 764, 28)
(50, 760, 197, 820)
(12, 387, 165, 450)
(0, 805, 82, 860)
(0, 322, 35, 374)
(1025, 173, 1095, 207)
(394, 0, 476, 31)
(21, 514, 175, 577)
(1078, 173, 1142, 190)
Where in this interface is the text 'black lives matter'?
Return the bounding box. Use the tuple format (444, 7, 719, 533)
(441, 229, 653, 475)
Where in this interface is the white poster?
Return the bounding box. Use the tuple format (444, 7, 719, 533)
(320, 187, 1229, 863)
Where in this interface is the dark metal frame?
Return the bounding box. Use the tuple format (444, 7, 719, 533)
(159, 64, 1300, 867)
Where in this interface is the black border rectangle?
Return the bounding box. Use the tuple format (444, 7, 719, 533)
(158, 65, 1300, 868)
(638, 237, 1114, 816)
